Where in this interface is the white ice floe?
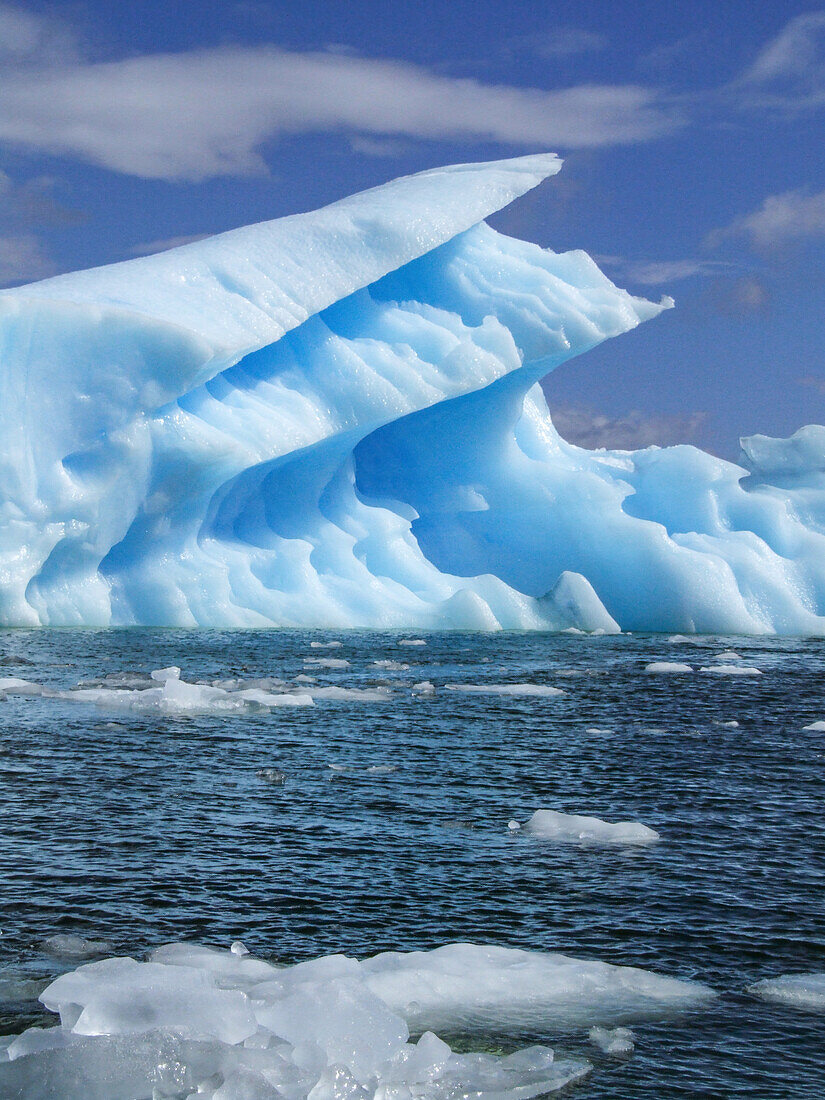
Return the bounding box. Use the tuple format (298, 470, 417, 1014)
(310, 641, 343, 649)
(306, 686, 393, 702)
(748, 973, 825, 1012)
(588, 1026, 635, 1054)
(0, 942, 614, 1099)
(521, 809, 660, 846)
(644, 662, 693, 674)
(699, 665, 762, 676)
(373, 660, 410, 671)
(803, 720, 825, 731)
(398, 639, 427, 646)
(303, 657, 351, 668)
(445, 683, 565, 696)
(714, 651, 742, 661)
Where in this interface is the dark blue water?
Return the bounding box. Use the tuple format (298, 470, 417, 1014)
(1, 629, 824, 1097)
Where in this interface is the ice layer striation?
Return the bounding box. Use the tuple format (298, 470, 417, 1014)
(3, 153, 825, 633)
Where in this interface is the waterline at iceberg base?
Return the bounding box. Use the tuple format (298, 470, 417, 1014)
(2, 154, 825, 634)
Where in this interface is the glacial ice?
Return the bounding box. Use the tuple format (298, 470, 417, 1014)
(4, 152, 825, 632)
(588, 1026, 635, 1055)
(521, 809, 660, 846)
(0, 941, 717, 1098)
(644, 662, 693, 674)
(445, 682, 565, 696)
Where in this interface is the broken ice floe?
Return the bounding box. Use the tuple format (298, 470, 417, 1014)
(42, 935, 114, 960)
(519, 809, 660, 846)
(699, 665, 762, 676)
(0, 940, 718, 1100)
(644, 662, 693, 674)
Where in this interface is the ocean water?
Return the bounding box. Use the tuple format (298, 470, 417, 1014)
(0, 628, 823, 1097)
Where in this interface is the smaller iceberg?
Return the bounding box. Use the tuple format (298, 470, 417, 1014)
(519, 809, 660, 846)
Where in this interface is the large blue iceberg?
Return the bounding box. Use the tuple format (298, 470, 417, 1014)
(2, 154, 825, 633)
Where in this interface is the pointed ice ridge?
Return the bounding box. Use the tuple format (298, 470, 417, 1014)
(2, 155, 824, 633)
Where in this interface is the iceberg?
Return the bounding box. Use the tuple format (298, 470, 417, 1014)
(3, 153, 825, 633)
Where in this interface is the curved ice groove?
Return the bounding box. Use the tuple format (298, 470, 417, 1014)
(2, 154, 825, 631)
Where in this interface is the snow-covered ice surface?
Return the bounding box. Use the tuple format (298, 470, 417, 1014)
(748, 973, 825, 1012)
(4, 155, 825, 634)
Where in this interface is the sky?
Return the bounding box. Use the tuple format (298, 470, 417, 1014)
(1, 0, 824, 457)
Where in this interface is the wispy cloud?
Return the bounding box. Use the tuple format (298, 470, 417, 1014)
(596, 255, 732, 286)
(508, 28, 608, 59)
(129, 233, 211, 256)
(0, 233, 56, 286)
(550, 405, 707, 451)
(710, 189, 825, 249)
(0, 5, 680, 181)
(734, 11, 825, 110)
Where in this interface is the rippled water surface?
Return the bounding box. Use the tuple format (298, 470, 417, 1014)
(1, 629, 824, 1097)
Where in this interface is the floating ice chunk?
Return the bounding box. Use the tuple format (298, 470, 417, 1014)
(714, 651, 742, 661)
(803, 720, 825, 731)
(310, 641, 343, 649)
(304, 658, 351, 669)
(699, 665, 762, 676)
(585, 727, 614, 734)
(644, 662, 693, 674)
(373, 660, 410, 671)
(257, 767, 287, 784)
(59, 675, 313, 714)
(306, 686, 393, 702)
(411, 681, 436, 694)
(361, 943, 714, 1033)
(445, 683, 565, 696)
(748, 973, 825, 1012)
(507, 820, 521, 831)
(398, 639, 427, 646)
(231, 942, 249, 957)
(40, 957, 257, 1043)
(588, 1026, 635, 1054)
(237, 688, 314, 707)
(522, 809, 660, 846)
(0, 676, 44, 694)
(150, 666, 180, 682)
(43, 934, 114, 960)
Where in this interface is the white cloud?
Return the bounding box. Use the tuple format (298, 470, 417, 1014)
(736, 11, 825, 109)
(712, 189, 825, 248)
(550, 405, 707, 450)
(0, 7, 680, 181)
(0, 233, 56, 286)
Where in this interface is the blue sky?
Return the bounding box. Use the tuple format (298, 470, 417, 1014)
(1, 0, 824, 457)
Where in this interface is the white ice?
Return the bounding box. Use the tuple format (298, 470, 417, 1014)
(748, 973, 825, 1012)
(699, 666, 762, 677)
(644, 662, 693, 674)
(588, 1026, 635, 1055)
(521, 809, 660, 846)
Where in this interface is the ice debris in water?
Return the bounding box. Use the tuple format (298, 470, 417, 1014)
(309, 641, 343, 649)
(60, 669, 315, 715)
(230, 942, 249, 958)
(412, 680, 436, 694)
(699, 665, 762, 677)
(42, 934, 114, 960)
(0, 677, 45, 695)
(520, 809, 660, 846)
(588, 1026, 635, 1055)
(803, 720, 825, 731)
(0, 940, 719, 1098)
(256, 768, 286, 785)
(644, 662, 693, 674)
(748, 973, 825, 1012)
(373, 660, 409, 671)
(304, 657, 351, 668)
(714, 651, 742, 661)
(398, 640, 427, 647)
(445, 683, 565, 696)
